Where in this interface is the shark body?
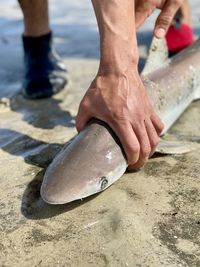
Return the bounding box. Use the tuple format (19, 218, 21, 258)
(41, 39, 200, 204)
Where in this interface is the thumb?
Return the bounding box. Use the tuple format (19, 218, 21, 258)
(154, 0, 181, 38)
(76, 104, 91, 132)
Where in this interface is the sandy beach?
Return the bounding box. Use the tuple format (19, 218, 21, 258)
(0, 1, 200, 266)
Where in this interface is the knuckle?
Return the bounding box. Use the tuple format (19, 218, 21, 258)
(160, 120, 165, 129)
(110, 109, 128, 122)
(141, 145, 151, 158)
(157, 16, 171, 27)
(126, 144, 140, 164)
(154, 136, 160, 145)
(111, 111, 122, 121)
(132, 116, 145, 129)
(152, 137, 159, 147)
(127, 144, 140, 156)
(158, 122, 164, 134)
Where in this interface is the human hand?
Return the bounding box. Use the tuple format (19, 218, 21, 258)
(135, 0, 184, 38)
(76, 67, 164, 170)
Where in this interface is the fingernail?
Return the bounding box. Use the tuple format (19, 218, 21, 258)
(155, 28, 166, 38)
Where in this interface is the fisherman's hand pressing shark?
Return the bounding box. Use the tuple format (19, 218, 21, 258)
(76, 0, 183, 170)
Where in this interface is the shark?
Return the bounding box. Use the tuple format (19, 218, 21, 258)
(40, 38, 200, 204)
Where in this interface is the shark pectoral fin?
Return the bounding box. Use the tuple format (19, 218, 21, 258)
(155, 140, 199, 155)
(141, 37, 168, 76)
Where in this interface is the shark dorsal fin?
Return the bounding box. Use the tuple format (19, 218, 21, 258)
(142, 37, 168, 76)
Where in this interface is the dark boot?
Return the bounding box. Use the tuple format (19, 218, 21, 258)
(22, 32, 68, 99)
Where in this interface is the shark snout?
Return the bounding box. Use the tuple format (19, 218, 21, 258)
(40, 173, 107, 204)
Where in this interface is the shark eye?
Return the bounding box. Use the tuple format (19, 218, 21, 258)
(100, 176, 108, 190)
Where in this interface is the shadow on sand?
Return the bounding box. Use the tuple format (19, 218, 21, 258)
(9, 92, 76, 129)
(1, 128, 99, 220)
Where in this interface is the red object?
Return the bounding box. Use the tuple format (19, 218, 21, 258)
(166, 23, 195, 53)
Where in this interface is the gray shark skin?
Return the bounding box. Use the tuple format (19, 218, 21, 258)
(41, 39, 200, 204)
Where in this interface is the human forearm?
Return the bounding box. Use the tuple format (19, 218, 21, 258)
(92, 0, 138, 72)
(76, 0, 164, 169)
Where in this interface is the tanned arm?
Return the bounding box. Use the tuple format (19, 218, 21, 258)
(76, 0, 183, 169)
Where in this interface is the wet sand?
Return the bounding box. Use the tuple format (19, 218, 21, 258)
(0, 1, 200, 267)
